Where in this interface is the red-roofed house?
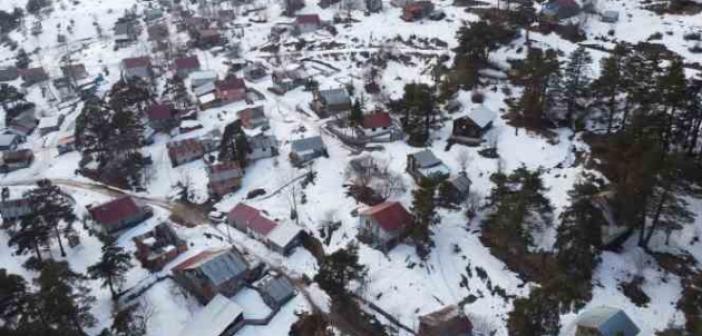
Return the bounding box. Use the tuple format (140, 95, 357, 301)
(174, 56, 201, 77)
(401, 1, 434, 21)
(167, 138, 205, 167)
(362, 112, 392, 131)
(358, 201, 413, 250)
(215, 77, 247, 105)
(89, 197, 153, 234)
(227, 203, 303, 255)
(207, 162, 244, 199)
(295, 14, 321, 34)
(122, 56, 153, 81)
(146, 104, 175, 131)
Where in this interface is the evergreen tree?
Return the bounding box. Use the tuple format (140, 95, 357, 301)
(219, 120, 249, 166)
(410, 179, 438, 259)
(511, 48, 561, 129)
(562, 47, 593, 127)
(88, 236, 133, 300)
(400, 83, 435, 146)
(349, 99, 363, 127)
(314, 243, 367, 300)
(0, 269, 29, 328)
(27, 180, 76, 256)
(591, 44, 626, 134)
(14, 48, 30, 69)
(507, 285, 560, 336)
(33, 261, 96, 335)
(110, 303, 147, 336)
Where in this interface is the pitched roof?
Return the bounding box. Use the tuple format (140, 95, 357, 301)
(291, 136, 325, 153)
(174, 248, 249, 286)
(449, 173, 472, 194)
(296, 14, 321, 25)
(122, 56, 151, 69)
(60, 64, 88, 79)
(177, 294, 243, 336)
(410, 149, 442, 168)
(359, 201, 413, 232)
(318, 88, 351, 106)
(577, 307, 640, 336)
(362, 112, 392, 129)
(167, 138, 205, 159)
(228, 203, 277, 236)
(216, 77, 246, 91)
(175, 56, 200, 71)
(146, 104, 173, 121)
(19, 67, 49, 82)
(256, 273, 295, 305)
(89, 197, 141, 227)
(208, 162, 243, 181)
(419, 305, 473, 334)
(467, 105, 496, 129)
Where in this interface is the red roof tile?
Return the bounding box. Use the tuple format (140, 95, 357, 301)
(296, 14, 321, 25)
(216, 77, 246, 91)
(228, 203, 278, 236)
(173, 249, 223, 271)
(123, 56, 151, 69)
(89, 197, 141, 227)
(146, 104, 173, 121)
(175, 56, 200, 71)
(362, 112, 392, 129)
(360, 201, 413, 232)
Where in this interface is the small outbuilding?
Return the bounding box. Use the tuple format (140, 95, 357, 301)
(575, 306, 640, 336)
(290, 136, 327, 166)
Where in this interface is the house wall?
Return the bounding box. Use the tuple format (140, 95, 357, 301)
(218, 88, 246, 104)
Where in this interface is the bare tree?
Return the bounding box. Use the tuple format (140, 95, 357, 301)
(464, 192, 481, 223)
(456, 149, 472, 173)
(376, 172, 406, 200)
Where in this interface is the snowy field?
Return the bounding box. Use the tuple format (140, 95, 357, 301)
(0, 0, 701, 335)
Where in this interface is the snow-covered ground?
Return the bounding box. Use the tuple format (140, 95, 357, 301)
(0, 0, 701, 335)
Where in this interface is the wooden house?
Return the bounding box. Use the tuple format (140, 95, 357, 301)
(451, 106, 497, 144)
(206, 162, 244, 199)
(215, 77, 247, 105)
(290, 136, 327, 166)
(295, 14, 321, 34)
(133, 223, 188, 271)
(402, 1, 434, 21)
(311, 88, 352, 118)
(0, 149, 34, 173)
(418, 305, 473, 336)
(358, 201, 413, 251)
(172, 248, 251, 304)
(122, 57, 153, 82)
(167, 138, 206, 167)
(237, 106, 269, 130)
(406, 149, 450, 183)
(174, 56, 201, 78)
(89, 196, 153, 234)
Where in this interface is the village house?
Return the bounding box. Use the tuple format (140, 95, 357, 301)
(8, 111, 38, 137)
(271, 66, 310, 93)
(541, 0, 582, 21)
(19, 67, 49, 86)
(243, 62, 267, 82)
(290, 136, 327, 166)
(0, 66, 19, 82)
(237, 106, 269, 130)
(417, 305, 474, 336)
(174, 55, 201, 78)
(57, 135, 75, 155)
(177, 294, 245, 336)
(122, 56, 153, 82)
(601, 10, 620, 23)
(215, 77, 247, 105)
(0, 149, 34, 173)
(52, 78, 76, 101)
(451, 105, 497, 145)
(227, 203, 303, 255)
(360, 111, 403, 141)
(89, 196, 153, 235)
(406, 149, 450, 183)
(147, 22, 170, 44)
(60, 64, 89, 82)
(191, 70, 218, 88)
(247, 133, 278, 161)
(443, 172, 472, 204)
(114, 21, 138, 46)
(37, 114, 65, 136)
(254, 272, 296, 310)
(575, 306, 640, 336)
(146, 103, 175, 131)
(207, 162, 244, 199)
(358, 201, 413, 251)
(194, 29, 223, 48)
(167, 138, 206, 167)
(0, 188, 31, 222)
(295, 14, 321, 34)
(172, 247, 251, 304)
(133, 223, 188, 271)
(402, 1, 435, 21)
(366, 0, 383, 12)
(184, 16, 211, 34)
(311, 88, 352, 118)
(0, 133, 22, 151)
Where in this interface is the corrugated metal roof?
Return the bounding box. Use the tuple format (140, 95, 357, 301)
(177, 294, 243, 336)
(291, 136, 325, 153)
(468, 105, 496, 129)
(200, 249, 249, 286)
(449, 174, 472, 194)
(256, 274, 295, 306)
(577, 306, 640, 336)
(410, 149, 442, 168)
(319, 88, 351, 106)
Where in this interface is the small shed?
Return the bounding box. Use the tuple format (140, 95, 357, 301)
(576, 306, 640, 336)
(255, 272, 296, 309)
(290, 136, 327, 165)
(601, 10, 619, 23)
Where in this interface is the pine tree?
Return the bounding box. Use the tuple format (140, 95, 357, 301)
(349, 99, 363, 127)
(0, 269, 29, 328)
(28, 180, 76, 256)
(110, 303, 147, 336)
(511, 48, 561, 129)
(14, 48, 29, 69)
(34, 261, 96, 334)
(314, 243, 367, 300)
(507, 285, 560, 336)
(400, 83, 435, 146)
(591, 44, 626, 134)
(562, 47, 593, 128)
(410, 179, 438, 259)
(88, 236, 133, 300)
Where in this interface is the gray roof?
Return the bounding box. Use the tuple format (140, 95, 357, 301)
(449, 173, 472, 194)
(0, 67, 19, 82)
(291, 136, 325, 153)
(249, 134, 277, 150)
(410, 149, 442, 169)
(200, 249, 249, 286)
(319, 88, 351, 106)
(0, 134, 20, 147)
(257, 274, 295, 306)
(114, 22, 131, 35)
(577, 306, 640, 336)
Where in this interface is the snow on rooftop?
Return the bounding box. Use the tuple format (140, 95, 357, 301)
(177, 294, 244, 336)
